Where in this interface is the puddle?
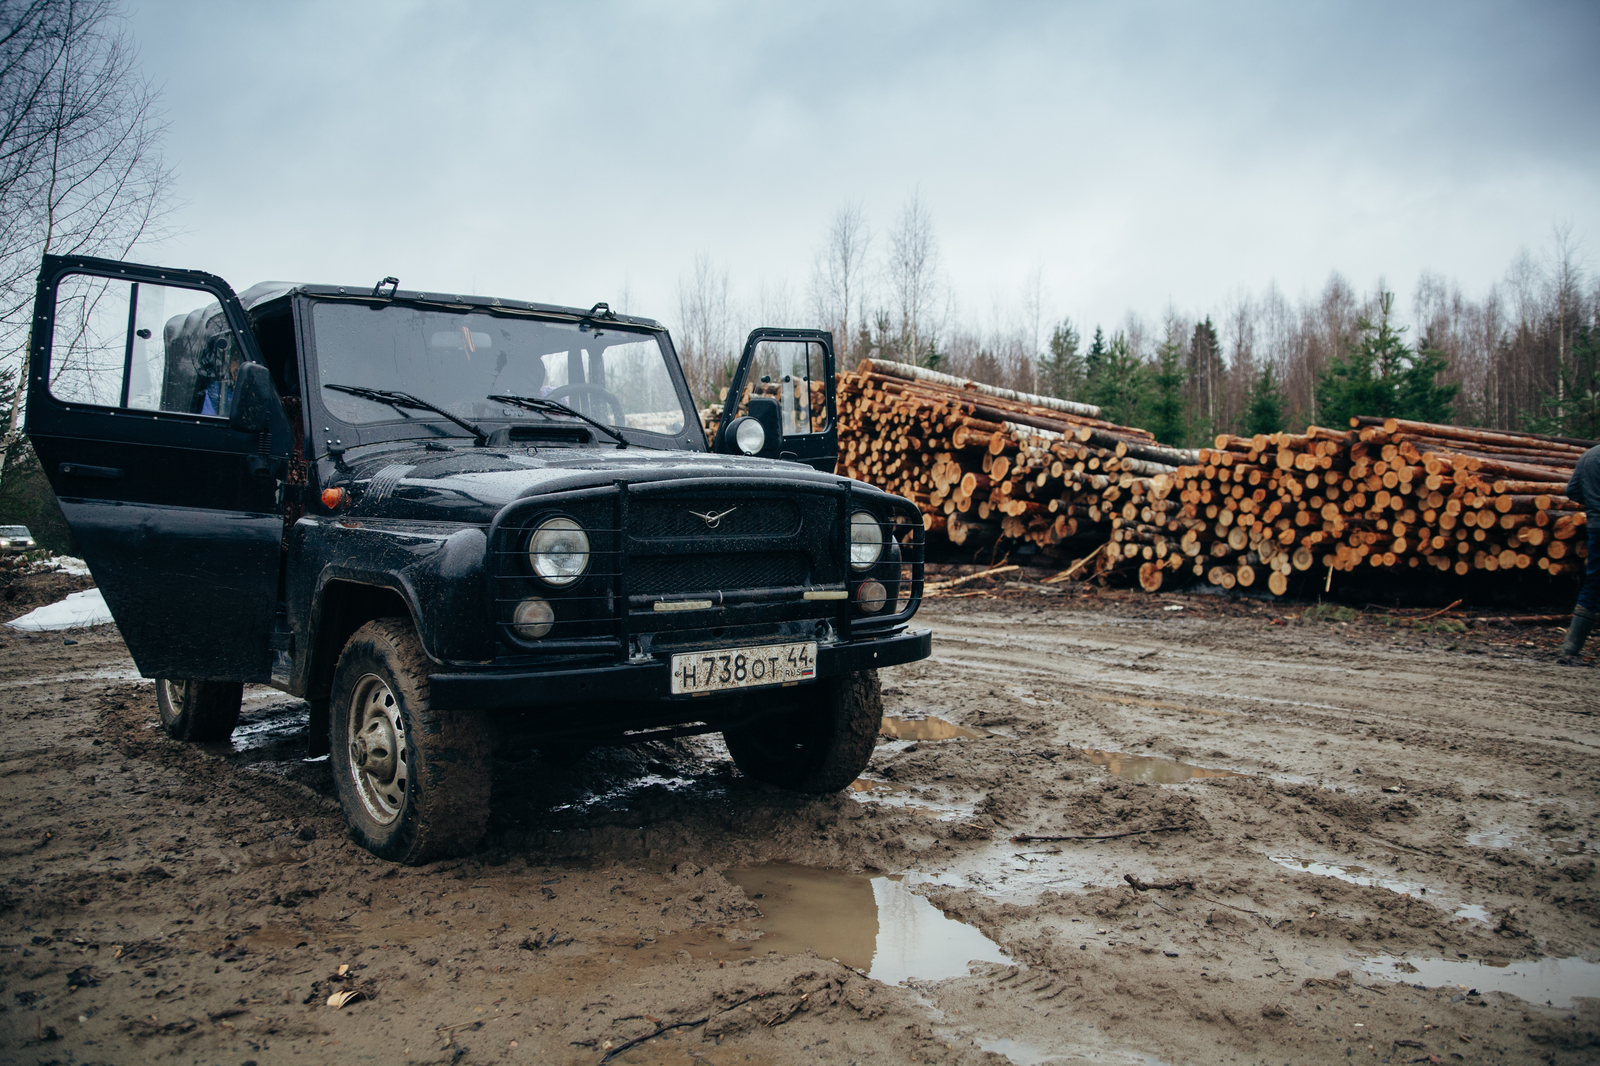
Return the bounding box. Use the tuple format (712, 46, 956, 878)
(1083, 749, 1245, 784)
(979, 1037, 1067, 1065)
(220, 697, 313, 763)
(1454, 904, 1493, 923)
(726, 863, 1009, 984)
(850, 777, 912, 796)
(880, 716, 991, 741)
(1469, 824, 1590, 856)
(244, 918, 357, 950)
(976, 1037, 1173, 1066)
(848, 778, 977, 821)
(1269, 855, 1427, 897)
(1359, 954, 1600, 1009)
(0, 667, 145, 690)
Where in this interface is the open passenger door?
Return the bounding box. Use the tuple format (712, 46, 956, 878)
(713, 328, 837, 472)
(24, 255, 293, 681)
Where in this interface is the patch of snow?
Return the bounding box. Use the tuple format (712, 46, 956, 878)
(6, 587, 114, 630)
(29, 555, 91, 576)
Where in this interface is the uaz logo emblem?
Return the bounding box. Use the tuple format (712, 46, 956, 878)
(688, 507, 737, 529)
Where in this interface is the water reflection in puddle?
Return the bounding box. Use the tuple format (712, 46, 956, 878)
(1360, 954, 1600, 1009)
(726, 863, 1008, 984)
(1269, 855, 1427, 897)
(1469, 825, 1590, 856)
(848, 778, 975, 821)
(0, 666, 145, 690)
(978, 1037, 1066, 1065)
(880, 716, 991, 741)
(1084, 749, 1244, 784)
(977, 1037, 1173, 1066)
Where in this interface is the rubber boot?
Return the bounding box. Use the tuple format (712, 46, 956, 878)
(1560, 606, 1597, 658)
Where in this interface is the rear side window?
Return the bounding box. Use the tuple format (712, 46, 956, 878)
(48, 273, 245, 418)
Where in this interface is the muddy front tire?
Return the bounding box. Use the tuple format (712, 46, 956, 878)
(330, 619, 491, 864)
(155, 679, 242, 742)
(722, 670, 882, 793)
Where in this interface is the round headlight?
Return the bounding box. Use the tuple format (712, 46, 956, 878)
(849, 511, 883, 571)
(732, 416, 765, 455)
(528, 517, 589, 586)
(512, 597, 555, 639)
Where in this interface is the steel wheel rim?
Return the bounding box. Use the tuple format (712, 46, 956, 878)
(160, 679, 187, 724)
(346, 672, 407, 826)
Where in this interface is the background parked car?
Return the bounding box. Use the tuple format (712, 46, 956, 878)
(0, 526, 37, 555)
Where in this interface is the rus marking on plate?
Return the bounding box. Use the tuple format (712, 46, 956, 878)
(688, 506, 737, 528)
(670, 640, 817, 695)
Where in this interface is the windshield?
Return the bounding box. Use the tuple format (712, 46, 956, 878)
(311, 302, 688, 437)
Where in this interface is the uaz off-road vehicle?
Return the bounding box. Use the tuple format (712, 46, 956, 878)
(25, 255, 928, 863)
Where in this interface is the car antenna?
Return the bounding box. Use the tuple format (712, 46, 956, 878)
(372, 276, 399, 298)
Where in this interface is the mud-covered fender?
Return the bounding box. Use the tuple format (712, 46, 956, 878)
(286, 519, 494, 691)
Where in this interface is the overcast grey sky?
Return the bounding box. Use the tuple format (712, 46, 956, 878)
(128, 0, 1600, 341)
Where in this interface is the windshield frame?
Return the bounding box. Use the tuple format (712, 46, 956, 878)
(297, 293, 705, 458)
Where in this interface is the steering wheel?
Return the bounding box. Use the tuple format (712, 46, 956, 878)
(544, 383, 627, 427)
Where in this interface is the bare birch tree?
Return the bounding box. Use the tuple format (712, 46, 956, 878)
(675, 252, 734, 407)
(0, 0, 172, 493)
(809, 201, 869, 361)
(885, 189, 942, 366)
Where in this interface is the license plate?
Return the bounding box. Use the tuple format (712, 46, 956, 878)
(670, 641, 817, 695)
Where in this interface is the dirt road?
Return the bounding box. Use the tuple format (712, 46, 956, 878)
(1, 575, 1596, 1065)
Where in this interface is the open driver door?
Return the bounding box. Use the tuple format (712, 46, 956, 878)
(24, 254, 292, 682)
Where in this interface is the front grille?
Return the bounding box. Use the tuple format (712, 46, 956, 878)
(630, 497, 799, 538)
(628, 551, 809, 594)
(488, 479, 923, 655)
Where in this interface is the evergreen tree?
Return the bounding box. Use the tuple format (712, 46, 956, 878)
(1037, 317, 1085, 400)
(1317, 292, 1456, 426)
(1527, 322, 1600, 439)
(1085, 326, 1108, 386)
(1089, 331, 1147, 428)
(1186, 318, 1222, 431)
(1398, 338, 1459, 424)
(1148, 330, 1187, 445)
(1245, 365, 1287, 436)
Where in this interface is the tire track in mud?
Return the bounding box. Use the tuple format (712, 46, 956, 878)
(923, 612, 1593, 758)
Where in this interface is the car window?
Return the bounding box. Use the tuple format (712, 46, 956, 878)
(49, 273, 245, 417)
(311, 303, 687, 436)
(728, 340, 829, 434)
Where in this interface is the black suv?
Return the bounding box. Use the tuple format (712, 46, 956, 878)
(25, 255, 928, 863)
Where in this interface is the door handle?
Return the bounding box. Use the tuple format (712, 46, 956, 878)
(59, 463, 123, 480)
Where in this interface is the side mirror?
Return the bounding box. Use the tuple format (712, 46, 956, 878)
(742, 398, 782, 457)
(229, 362, 282, 433)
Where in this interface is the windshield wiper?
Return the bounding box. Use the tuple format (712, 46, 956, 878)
(324, 383, 486, 444)
(489, 394, 631, 448)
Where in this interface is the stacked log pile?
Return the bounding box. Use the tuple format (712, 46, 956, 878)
(1094, 418, 1589, 593)
(1336, 417, 1588, 579)
(831, 359, 1591, 596)
(834, 359, 1197, 563)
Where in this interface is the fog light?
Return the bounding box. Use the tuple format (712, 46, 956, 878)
(856, 579, 887, 613)
(512, 597, 555, 639)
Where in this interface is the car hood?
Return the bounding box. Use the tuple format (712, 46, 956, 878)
(334, 444, 854, 523)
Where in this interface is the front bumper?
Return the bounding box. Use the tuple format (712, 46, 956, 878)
(429, 626, 931, 711)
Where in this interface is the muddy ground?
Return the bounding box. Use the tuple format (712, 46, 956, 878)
(1, 567, 1596, 1065)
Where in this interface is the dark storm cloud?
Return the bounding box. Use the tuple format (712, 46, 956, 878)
(126, 0, 1599, 334)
